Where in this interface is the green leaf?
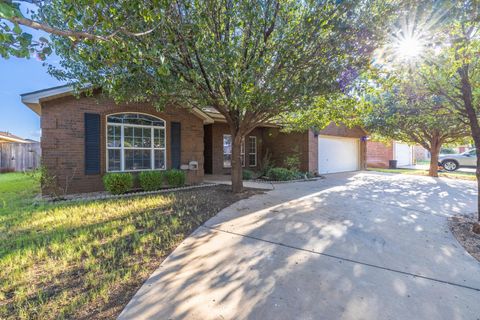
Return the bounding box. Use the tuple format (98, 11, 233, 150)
(42, 47, 52, 55)
(0, 2, 22, 19)
(13, 23, 21, 35)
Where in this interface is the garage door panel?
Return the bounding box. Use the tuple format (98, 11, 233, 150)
(394, 142, 413, 166)
(318, 136, 359, 174)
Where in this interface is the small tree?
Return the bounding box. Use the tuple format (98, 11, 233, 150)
(1, 0, 395, 193)
(364, 78, 469, 177)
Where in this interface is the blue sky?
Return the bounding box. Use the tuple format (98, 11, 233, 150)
(0, 3, 63, 141)
(0, 54, 63, 140)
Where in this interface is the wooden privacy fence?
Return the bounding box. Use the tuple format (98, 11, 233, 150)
(0, 142, 41, 172)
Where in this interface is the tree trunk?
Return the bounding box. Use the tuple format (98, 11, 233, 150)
(428, 138, 441, 178)
(429, 149, 440, 177)
(230, 134, 244, 193)
(476, 153, 480, 223)
(458, 67, 480, 227)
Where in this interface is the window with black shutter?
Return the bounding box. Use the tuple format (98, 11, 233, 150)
(170, 122, 181, 169)
(84, 113, 101, 174)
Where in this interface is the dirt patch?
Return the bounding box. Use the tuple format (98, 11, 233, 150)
(2, 184, 262, 320)
(449, 214, 480, 263)
(74, 185, 263, 320)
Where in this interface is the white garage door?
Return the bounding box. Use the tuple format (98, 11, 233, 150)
(318, 136, 360, 174)
(394, 142, 413, 166)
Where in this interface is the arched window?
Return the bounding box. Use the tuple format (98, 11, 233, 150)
(107, 113, 166, 172)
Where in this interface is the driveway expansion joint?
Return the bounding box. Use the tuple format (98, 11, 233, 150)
(202, 225, 480, 293)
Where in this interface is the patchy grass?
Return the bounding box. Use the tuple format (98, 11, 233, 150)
(0, 172, 259, 319)
(368, 168, 477, 181)
(415, 160, 430, 165)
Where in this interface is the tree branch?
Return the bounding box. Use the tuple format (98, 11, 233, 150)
(6, 15, 160, 42)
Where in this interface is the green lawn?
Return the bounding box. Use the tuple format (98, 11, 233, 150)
(0, 172, 254, 319)
(415, 160, 430, 165)
(369, 168, 477, 181)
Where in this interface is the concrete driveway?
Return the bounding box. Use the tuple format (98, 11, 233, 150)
(119, 172, 480, 320)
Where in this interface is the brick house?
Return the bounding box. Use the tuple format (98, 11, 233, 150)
(367, 140, 414, 168)
(22, 85, 367, 194)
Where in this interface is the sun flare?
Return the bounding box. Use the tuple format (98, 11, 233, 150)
(374, 5, 448, 67)
(393, 34, 425, 60)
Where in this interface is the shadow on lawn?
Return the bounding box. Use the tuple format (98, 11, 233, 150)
(119, 172, 480, 320)
(1, 184, 260, 319)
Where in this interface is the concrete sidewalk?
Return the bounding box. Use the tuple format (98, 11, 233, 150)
(119, 172, 480, 320)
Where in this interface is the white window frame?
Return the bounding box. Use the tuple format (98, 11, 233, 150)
(248, 136, 257, 167)
(106, 113, 167, 172)
(223, 134, 245, 168)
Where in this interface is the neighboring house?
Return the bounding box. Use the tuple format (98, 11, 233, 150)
(0, 131, 28, 144)
(0, 131, 41, 172)
(21, 85, 367, 194)
(414, 145, 430, 161)
(456, 146, 470, 153)
(367, 140, 414, 168)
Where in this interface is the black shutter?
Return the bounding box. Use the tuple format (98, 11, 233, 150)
(171, 122, 181, 169)
(84, 113, 101, 174)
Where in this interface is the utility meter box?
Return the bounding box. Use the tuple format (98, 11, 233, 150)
(188, 161, 199, 170)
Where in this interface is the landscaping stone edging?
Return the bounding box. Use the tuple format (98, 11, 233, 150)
(40, 182, 220, 204)
(247, 176, 325, 184)
(38, 176, 325, 203)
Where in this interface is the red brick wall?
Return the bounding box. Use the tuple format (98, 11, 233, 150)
(262, 128, 311, 172)
(206, 123, 263, 175)
(41, 94, 204, 195)
(367, 141, 393, 168)
(319, 123, 366, 138)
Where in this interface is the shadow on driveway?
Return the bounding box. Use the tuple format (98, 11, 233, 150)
(119, 172, 480, 320)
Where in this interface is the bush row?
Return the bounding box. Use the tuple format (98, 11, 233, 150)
(244, 167, 313, 181)
(103, 169, 186, 195)
(265, 167, 303, 181)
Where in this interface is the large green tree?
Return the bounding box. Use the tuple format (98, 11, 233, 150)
(364, 77, 469, 177)
(414, 1, 480, 228)
(368, 0, 480, 230)
(1, 0, 394, 192)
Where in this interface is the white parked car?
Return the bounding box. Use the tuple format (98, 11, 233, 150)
(439, 149, 477, 171)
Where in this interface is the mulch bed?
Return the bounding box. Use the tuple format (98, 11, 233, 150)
(79, 185, 263, 320)
(449, 214, 480, 262)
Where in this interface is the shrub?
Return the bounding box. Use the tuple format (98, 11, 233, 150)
(164, 169, 186, 187)
(284, 154, 301, 171)
(242, 169, 254, 180)
(305, 171, 315, 179)
(139, 171, 164, 191)
(103, 173, 133, 194)
(261, 150, 274, 176)
(267, 167, 299, 181)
